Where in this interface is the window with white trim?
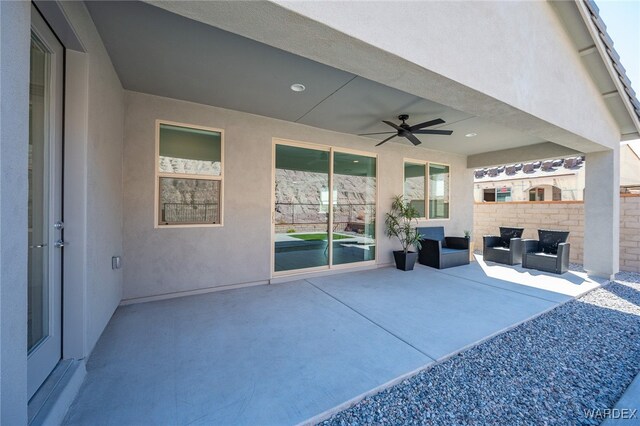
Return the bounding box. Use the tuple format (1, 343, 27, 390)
(403, 161, 450, 219)
(428, 163, 450, 219)
(484, 187, 512, 202)
(403, 162, 426, 217)
(156, 122, 223, 226)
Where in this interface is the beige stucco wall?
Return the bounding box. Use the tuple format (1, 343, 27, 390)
(122, 91, 474, 301)
(475, 195, 640, 272)
(0, 2, 30, 423)
(60, 2, 125, 356)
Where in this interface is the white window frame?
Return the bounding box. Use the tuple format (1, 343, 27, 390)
(154, 119, 224, 228)
(403, 159, 451, 220)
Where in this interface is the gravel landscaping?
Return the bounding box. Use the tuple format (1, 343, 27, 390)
(320, 271, 640, 425)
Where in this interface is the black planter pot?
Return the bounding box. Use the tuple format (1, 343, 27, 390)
(393, 250, 418, 271)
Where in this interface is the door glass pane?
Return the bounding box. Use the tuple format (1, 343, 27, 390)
(332, 152, 376, 265)
(404, 162, 426, 217)
(428, 163, 450, 219)
(274, 145, 329, 272)
(28, 35, 50, 352)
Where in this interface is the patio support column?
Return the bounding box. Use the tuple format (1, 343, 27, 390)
(583, 148, 620, 279)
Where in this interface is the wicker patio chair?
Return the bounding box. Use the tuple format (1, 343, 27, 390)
(483, 227, 525, 265)
(522, 229, 570, 274)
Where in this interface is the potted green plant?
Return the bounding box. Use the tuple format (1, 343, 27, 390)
(385, 195, 422, 271)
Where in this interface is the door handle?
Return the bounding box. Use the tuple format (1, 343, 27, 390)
(29, 243, 48, 249)
(54, 240, 67, 248)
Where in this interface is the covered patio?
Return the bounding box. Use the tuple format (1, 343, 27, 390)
(62, 261, 603, 425)
(3, 1, 640, 424)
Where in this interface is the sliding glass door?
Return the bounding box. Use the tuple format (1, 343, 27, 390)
(332, 152, 376, 265)
(273, 142, 376, 274)
(274, 144, 330, 272)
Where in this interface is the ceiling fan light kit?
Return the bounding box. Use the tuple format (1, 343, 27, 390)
(358, 114, 453, 146)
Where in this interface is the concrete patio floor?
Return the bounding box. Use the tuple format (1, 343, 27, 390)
(63, 258, 605, 425)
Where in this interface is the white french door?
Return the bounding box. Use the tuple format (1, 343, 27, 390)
(27, 5, 64, 399)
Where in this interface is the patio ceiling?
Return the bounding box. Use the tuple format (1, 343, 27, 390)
(86, 1, 550, 156)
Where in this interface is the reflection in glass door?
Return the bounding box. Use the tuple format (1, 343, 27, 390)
(274, 144, 330, 272)
(332, 152, 376, 265)
(273, 142, 376, 274)
(29, 32, 51, 356)
(28, 6, 64, 399)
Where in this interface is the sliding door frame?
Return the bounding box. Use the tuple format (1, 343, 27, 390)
(271, 138, 378, 278)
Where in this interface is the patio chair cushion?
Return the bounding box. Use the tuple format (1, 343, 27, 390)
(417, 226, 445, 244)
(530, 252, 557, 258)
(441, 247, 463, 254)
(538, 229, 569, 254)
(499, 227, 524, 248)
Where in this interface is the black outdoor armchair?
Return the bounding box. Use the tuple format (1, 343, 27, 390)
(522, 229, 570, 274)
(483, 227, 525, 265)
(417, 226, 469, 269)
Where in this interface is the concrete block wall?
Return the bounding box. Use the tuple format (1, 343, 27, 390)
(620, 195, 640, 272)
(474, 195, 640, 272)
(474, 201, 585, 263)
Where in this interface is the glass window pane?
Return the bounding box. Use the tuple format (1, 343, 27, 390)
(485, 189, 497, 202)
(404, 162, 426, 217)
(159, 178, 220, 225)
(159, 124, 221, 176)
(274, 145, 329, 272)
(429, 163, 450, 219)
(332, 152, 376, 265)
(496, 187, 511, 202)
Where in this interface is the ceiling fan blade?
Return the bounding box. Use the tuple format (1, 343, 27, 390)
(413, 129, 453, 135)
(357, 131, 396, 136)
(410, 118, 445, 131)
(404, 132, 422, 146)
(375, 134, 398, 146)
(382, 120, 404, 132)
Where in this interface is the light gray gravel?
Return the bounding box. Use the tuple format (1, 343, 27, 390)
(320, 272, 640, 426)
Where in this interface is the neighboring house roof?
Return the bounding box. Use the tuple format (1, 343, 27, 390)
(475, 145, 640, 188)
(474, 157, 585, 182)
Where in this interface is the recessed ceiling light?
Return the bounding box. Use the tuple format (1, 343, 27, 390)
(290, 83, 306, 92)
(465, 133, 478, 138)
